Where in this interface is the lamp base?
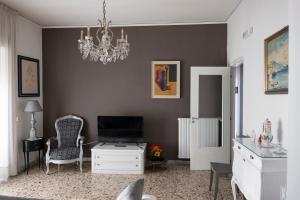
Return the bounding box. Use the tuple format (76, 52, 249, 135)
(28, 127, 38, 141)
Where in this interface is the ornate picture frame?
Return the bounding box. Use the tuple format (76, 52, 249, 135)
(151, 61, 180, 99)
(264, 26, 289, 94)
(18, 55, 40, 97)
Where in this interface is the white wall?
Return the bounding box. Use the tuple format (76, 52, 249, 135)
(15, 16, 43, 172)
(287, 0, 300, 198)
(227, 0, 288, 146)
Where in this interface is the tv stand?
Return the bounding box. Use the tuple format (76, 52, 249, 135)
(91, 143, 147, 174)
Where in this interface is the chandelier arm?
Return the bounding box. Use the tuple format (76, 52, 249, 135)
(95, 27, 101, 45)
(107, 21, 114, 41)
(92, 43, 98, 50)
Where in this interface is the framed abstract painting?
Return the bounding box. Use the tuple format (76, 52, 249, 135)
(18, 55, 40, 97)
(264, 26, 289, 94)
(151, 61, 180, 98)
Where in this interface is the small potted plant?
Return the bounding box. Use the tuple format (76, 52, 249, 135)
(148, 144, 164, 161)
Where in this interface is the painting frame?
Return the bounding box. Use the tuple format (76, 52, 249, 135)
(151, 61, 180, 99)
(264, 26, 289, 94)
(18, 55, 40, 97)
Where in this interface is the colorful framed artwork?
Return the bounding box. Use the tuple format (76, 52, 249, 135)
(18, 55, 40, 97)
(151, 61, 180, 98)
(264, 26, 289, 94)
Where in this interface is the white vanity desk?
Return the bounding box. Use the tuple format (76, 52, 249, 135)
(231, 138, 287, 200)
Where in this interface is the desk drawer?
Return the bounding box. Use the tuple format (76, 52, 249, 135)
(93, 153, 141, 162)
(233, 140, 262, 170)
(93, 161, 143, 171)
(23, 139, 43, 152)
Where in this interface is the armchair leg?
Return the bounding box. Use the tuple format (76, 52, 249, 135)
(80, 159, 83, 173)
(79, 139, 83, 173)
(46, 140, 51, 175)
(46, 160, 49, 175)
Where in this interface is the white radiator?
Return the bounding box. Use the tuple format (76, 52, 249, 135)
(178, 118, 220, 159)
(178, 118, 191, 159)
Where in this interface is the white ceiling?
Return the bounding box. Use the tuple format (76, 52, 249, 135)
(0, 0, 241, 27)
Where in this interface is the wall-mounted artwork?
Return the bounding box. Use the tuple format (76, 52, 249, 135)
(265, 26, 289, 94)
(151, 61, 180, 98)
(18, 55, 40, 97)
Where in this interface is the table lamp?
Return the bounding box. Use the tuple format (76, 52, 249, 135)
(24, 100, 42, 140)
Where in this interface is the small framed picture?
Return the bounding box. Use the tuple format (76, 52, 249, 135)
(18, 55, 40, 97)
(151, 61, 180, 98)
(264, 26, 289, 94)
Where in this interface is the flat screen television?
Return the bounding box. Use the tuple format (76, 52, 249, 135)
(97, 116, 144, 143)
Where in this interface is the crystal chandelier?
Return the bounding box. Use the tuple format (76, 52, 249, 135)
(78, 0, 130, 64)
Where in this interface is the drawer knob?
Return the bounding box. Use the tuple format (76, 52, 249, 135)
(136, 164, 138, 167)
(136, 157, 138, 159)
(238, 146, 241, 150)
(243, 158, 245, 162)
(250, 155, 254, 159)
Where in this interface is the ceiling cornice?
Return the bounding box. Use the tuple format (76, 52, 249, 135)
(42, 21, 227, 29)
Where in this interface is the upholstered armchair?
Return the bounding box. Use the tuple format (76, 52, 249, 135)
(46, 115, 84, 174)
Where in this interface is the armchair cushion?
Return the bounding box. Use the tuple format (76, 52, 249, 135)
(49, 147, 80, 160)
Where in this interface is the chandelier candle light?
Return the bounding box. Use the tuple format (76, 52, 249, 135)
(78, 0, 130, 64)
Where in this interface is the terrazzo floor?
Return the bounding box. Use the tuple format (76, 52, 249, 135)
(0, 162, 243, 200)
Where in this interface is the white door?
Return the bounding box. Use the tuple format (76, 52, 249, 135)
(190, 67, 230, 170)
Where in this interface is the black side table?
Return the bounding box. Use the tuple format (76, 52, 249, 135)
(23, 138, 44, 174)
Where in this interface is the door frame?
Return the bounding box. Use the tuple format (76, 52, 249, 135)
(190, 66, 231, 170)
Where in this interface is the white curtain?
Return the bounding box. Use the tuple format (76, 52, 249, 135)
(0, 3, 18, 181)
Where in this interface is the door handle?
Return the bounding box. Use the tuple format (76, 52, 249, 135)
(191, 117, 198, 123)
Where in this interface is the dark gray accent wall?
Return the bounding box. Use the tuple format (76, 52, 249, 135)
(42, 24, 227, 159)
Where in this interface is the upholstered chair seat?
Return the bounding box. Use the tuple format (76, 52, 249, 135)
(49, 147, 80, 160)
(45, 115, 84, 174)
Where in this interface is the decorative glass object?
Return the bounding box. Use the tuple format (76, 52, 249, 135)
(261, 118, 273, 147)
(78, 0, 130, 64)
